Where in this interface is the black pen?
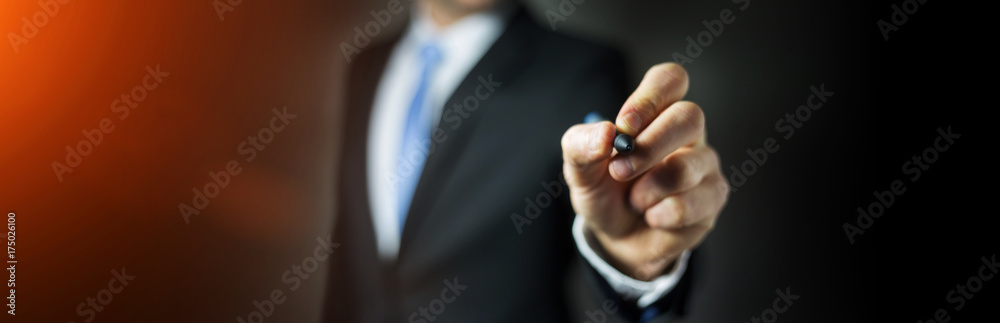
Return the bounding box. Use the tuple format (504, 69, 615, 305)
(614, 131, 635, 154)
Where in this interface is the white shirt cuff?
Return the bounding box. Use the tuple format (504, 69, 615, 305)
(572, 214, 691, 308)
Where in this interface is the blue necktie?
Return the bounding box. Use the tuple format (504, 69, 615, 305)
(397, 42, 442, 232)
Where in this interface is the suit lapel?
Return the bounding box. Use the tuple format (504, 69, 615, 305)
(399, 8, 541, 257)
(340, 31, 398, 250)
(334, 31, 403, 322)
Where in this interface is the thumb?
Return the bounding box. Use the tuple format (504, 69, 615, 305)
(561, 121, 615, 193)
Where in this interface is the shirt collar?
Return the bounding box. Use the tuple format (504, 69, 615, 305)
(403, 2, 515, 53)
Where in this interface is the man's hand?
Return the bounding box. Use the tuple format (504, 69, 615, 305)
(561, 63, 729, 281)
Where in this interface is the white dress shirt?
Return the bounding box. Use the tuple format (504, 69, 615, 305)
(365, 4, 689, 308)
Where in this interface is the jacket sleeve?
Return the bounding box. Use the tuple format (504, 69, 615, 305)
(566, 215, 699, 323)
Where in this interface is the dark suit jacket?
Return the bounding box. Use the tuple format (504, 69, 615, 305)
(324, 6, 694, 323)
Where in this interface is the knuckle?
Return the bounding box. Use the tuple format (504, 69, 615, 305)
(696, 214, 719, 237)
(705, 146, 722, 167)
(648, 197, 687, 229)
(668, 199, 688, 227)
(628, 96, 659, 121)
(701, 218, 717, 232)
(713, 175, 731, 205)
(665, 153, 700, 191)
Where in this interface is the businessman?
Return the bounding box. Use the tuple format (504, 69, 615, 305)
(324, 0, 728, 322)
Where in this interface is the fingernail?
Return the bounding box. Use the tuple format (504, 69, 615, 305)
(611, 158, 633, 178)
(589, 126, 602, 152)
(622, 112, 642, 134)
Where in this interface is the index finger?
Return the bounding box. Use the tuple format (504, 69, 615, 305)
(616, 63, 690, 136)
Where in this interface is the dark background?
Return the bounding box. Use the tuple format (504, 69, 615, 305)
(529, 0, 990, 321)
(1, 0, 991, 322)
